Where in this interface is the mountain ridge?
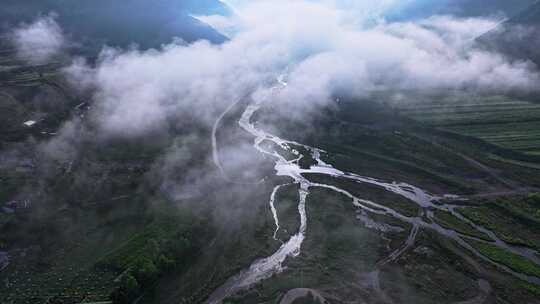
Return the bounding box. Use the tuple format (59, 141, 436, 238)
(387, 0, 537, 20)
(478, 1, 540, 66)
(0, 0, 230, 53)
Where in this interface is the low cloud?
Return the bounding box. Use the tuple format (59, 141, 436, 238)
(63, 0, 539, 138)
(11, 14, 65, 64)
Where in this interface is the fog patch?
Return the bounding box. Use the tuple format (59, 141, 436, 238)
(10, 14, 65, 64)
(60, 1, 539, 140)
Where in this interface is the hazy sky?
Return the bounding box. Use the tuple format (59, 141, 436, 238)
(221, 0, 403, 23)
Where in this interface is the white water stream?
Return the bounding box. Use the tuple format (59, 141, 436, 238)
(207, 78, 540, 303)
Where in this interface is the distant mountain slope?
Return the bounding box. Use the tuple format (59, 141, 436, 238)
(387, 0, 537, 20)
(0, 0, 230, 52)
(478, 1, 540, 66)
(500, 0, 540, 27)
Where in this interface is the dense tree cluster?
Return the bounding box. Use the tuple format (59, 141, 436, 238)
(109, 230, 199, 303)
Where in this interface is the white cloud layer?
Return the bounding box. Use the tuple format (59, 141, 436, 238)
(11, 14, 65, 64)
(65, 0, 540, 137)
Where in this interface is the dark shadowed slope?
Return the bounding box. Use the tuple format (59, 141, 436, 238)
(0, 0, 229, 53)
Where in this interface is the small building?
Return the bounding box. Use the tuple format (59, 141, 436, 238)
(23, 120, 37, 127)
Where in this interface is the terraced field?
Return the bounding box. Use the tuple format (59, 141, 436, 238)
(397, 95, 540, 156)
